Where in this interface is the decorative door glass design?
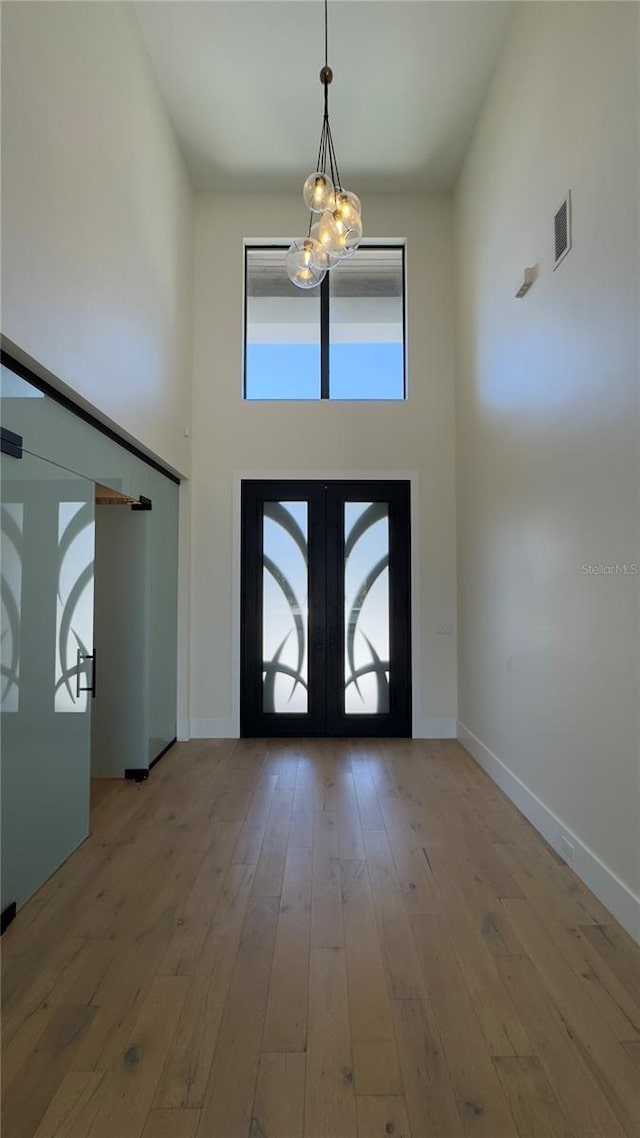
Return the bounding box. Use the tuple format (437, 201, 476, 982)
(1, 503, 24, 713)
(55, 502, 95, 713)
(262, 501, 308, 713)
(344, 503, 390, 715)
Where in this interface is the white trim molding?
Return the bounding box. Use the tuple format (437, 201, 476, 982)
(458, 722, 640, 944)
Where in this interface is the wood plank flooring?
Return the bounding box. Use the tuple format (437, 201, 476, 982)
(2, 738, 640, 1138)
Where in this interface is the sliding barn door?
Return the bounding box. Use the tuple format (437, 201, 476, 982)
(1, 451, 95, 912)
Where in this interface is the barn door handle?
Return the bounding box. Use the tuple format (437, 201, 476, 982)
(76, 648, 97, 698)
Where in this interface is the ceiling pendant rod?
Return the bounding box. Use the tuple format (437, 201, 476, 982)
(310, 118, 329, 236)
(326, 119, 342, 195)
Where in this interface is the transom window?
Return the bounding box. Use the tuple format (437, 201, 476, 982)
(244, 244, 406, 401)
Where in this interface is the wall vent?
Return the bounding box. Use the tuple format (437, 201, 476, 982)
(554, 192, 572, 269)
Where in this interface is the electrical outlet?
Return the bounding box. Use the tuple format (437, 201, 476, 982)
(560, 833, 574, 863)
(436, 622, 453, 636)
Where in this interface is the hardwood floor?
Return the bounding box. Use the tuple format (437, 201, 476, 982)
(2, 738, 640, 1138)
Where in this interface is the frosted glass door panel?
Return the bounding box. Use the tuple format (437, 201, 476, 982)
(262, 501, 308, 713)
(344, 503, 390, 715)
(1, 452, 95, 911)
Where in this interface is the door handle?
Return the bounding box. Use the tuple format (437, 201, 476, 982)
(76, 648, 97, 699)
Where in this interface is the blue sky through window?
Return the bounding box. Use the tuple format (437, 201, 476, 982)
(245, 342, 404, 401)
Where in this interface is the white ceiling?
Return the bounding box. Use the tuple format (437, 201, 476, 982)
(133, 1, 513, 193)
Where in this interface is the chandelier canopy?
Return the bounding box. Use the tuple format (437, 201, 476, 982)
(287, 0, 363, 289)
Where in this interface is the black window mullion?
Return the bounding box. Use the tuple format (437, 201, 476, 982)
(243, 244, 248, 398)
(320, 273, 330, 399)
(401, 244, 407, 399)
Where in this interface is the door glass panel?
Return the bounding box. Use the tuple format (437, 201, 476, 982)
(344, 502, 390, 714)
(55, 501, 95, 713)
(262, 501, 308, 713)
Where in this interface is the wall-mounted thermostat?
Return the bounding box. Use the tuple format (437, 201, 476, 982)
(515, 266, 537, 298)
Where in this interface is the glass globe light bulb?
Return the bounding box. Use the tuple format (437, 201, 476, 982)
(303, 172, 335, 214)
(329, 200, 363, 253)
(317, 209, 338, 247)
(310, 220, 338, 266)
(334, 189, 361, 227)
(311, 214, 355, 267)
(286, 238, 327, 289)
(332, 206, 353, 242)
(313, 221, 351, 263)
(325, 207, 357, 254)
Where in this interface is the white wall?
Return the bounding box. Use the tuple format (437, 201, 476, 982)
(1, 1, 193, 475)
(454, 2, 639, 937)
(188, 193, 457, 738)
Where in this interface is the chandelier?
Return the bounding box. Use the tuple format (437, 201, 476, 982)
(286, 0, 363, 289)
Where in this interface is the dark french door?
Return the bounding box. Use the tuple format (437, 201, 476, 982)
(240, 480, 411, 737)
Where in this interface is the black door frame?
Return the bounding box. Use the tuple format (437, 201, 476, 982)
(240, 479, 412, 738)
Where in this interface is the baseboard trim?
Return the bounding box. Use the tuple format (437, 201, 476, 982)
(177, 720, 191, 742)
(190, 718, 238, 739)
(413, 717, 456, 739)
(457, 721, 640, 943)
